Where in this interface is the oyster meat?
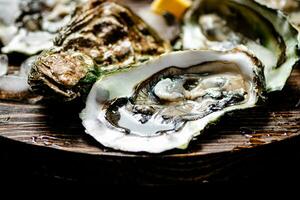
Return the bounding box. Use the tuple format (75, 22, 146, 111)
(80, 49, 264, 153)
(0, 0, 86, 55)
(182, 0, 300, 92)
(28, 1, 170, 101)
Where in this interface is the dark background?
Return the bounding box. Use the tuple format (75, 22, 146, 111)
(1, 135, 300, 185)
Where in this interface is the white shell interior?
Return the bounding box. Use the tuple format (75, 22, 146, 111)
(81, 49, 261, 153)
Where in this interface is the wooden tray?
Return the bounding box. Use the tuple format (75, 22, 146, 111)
(0, 65, 299, 184)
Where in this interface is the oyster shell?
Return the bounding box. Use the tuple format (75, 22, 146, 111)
(0, 0, 86, 55)
(28, 1, 170, 102)
(254, 0, 300, 28)
(80, 49, 264, 153)
(182, 0, 300, 92)
(254, 0, 299, 12)
(118, 0, 181, 41)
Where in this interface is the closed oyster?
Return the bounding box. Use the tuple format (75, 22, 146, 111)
(28, 1, 170, 101)
(182, 0, 300, 92)
(0, 0, 85, 55)
(80, 49, 264, 153)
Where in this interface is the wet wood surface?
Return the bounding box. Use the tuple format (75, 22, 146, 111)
(0, 65, 299, 184)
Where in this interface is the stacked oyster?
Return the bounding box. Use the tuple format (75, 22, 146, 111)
(1, 0, 299, 153)
(0, 0, 88, 100)
(28, 1, 170, 101)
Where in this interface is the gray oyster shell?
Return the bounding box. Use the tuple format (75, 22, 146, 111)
(28, 1, 170, 102)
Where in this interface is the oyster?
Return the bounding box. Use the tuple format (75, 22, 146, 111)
(118, 0, 181, 41)
(28, 1, 170, 102)
(182, 0, 300, 92)
(254, 0, 300, 28)
(80, 49, 264, 153)
(0, 0, 86, 55)
(0, 54, 8, 76)
(254, 0, 299, 12)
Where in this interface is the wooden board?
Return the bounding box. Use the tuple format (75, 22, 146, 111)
(0, 65, 299, 184)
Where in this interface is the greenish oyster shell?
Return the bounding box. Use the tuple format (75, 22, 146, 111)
(182, 0, 300, 92)
(28, 1, 170, 102)
(80, 49, 265, 153)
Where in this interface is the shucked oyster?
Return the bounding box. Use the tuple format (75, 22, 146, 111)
(80, 49, 264, 153)
(182, 0, 300, 92)
(28, 1, 170, 101)
(0, 0, 85, 55)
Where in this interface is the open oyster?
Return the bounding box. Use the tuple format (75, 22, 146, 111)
(80, 49, 264, 153)
(182, 0, 300, 92)
(0, 0, 86, 55)
(28, 1, 170, 101)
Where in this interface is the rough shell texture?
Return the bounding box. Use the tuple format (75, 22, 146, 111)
(28, 1, 170, 102)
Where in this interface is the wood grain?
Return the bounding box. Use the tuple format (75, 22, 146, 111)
(0, 65, 299, 184)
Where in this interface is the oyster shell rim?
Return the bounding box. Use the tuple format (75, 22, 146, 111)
(27, 1, 171, 102)
(80, 48, 265, 153)
(181, 0, 300, 93)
